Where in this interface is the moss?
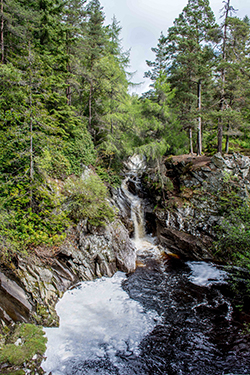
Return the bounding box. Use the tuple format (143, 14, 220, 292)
(0, 323, 47, 367)
(34, 304, 59, 327)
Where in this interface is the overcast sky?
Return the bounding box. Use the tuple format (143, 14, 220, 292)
(100, 0, 250, 95)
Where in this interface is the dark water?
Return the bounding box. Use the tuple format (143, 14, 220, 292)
(43, 255, 250, 375)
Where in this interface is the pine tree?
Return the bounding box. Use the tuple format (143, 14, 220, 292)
(215, 3, 250, 153)
(144, 32, 167, 83)
(63, 0, 87, 105)
(0, 0, 38, 63)
(217, 0, 234, 153)
(82, 0, 107, 135)
(165, 0, 218, 155)
(94, 16, 131, 170)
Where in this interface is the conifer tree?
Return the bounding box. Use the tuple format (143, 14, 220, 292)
(144, 32, 167, 83)
(82, 0, 106, 134)
(166, 0, 218, 155)
(217, 0, 234, 153)
(63, 0, 87, 105)
(94, 16, 131, 170)
(215, 2, 250, 153)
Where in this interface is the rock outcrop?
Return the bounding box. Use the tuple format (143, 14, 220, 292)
(2, 152, 249, 329)
(143, 153, 250, 260)
(0, 219, 136, 328)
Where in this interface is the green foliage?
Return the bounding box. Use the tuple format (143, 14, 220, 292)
(0, 176, 70, 259)
(95, 165, 121, 187)
(216, 201, 250, 306)
(216, 202, 250, 264)
(0, 0, 249, 264)
(63, 173, 116, 226)
(37, 148, 72, 179)
(0, 323, 47, 366)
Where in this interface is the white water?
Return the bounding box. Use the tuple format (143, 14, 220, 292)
(187, 261, 228, 287)
(42, 160, 162, 374)
(41, 169, 242, 374)
(121, 177, 145, 245)
(42, 272, 160, 374)
(120, 172, 163, 259)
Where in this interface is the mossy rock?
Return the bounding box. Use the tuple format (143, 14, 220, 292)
(0, 323, 47, 366)
(33, 304, 59, 327)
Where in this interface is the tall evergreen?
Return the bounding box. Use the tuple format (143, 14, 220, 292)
(166, 0, 218, 155)
(94, 16, 131, 170)
(63, 0, 87, 105)
(217, 0, 234, 153)
(215, 2, 250, 153)
(144, 32, 168, 83)
(82, 0, 106, 134)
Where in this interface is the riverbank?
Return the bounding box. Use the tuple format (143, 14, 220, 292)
(1, 152, 250, 374)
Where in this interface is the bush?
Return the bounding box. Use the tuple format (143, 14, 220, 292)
(216, 202, 250, 267)
(64, 173, 116, 226)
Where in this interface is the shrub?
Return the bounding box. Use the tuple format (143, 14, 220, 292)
(64, 173, 116, 226)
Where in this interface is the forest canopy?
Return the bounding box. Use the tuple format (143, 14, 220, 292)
(0, 0, 249, 255)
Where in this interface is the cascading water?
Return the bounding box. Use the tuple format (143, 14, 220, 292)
(42, 155, 250, 375)
(120, 155, 161, 258)
(120, 177, 145, 245)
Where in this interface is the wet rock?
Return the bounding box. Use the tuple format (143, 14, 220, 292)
(111, 186, 134, 234)
(0, 215, 136, 329)
(143, 153, 250, 261)
(0, 271, 32, 324)
(109, 220, 136, 273)
(157, 226, 212, 260)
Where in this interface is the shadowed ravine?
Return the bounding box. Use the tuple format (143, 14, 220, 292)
(42, 164, 250, 375)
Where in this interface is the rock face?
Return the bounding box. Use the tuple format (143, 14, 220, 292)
(0, 272, 33, 324)
(0, 219, 136, 327)
(143, 153, 250, 260)
(3, 152, 249, 328)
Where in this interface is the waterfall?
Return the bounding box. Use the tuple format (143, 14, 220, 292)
(121, 177, 145, 245)
(114, 154, 162, 259)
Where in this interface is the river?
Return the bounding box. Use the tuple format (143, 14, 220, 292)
(42, 239, 250, 374)
(42, 162, 250, 374)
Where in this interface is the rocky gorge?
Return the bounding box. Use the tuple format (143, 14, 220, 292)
(1, 152, 250, 373)
(142, 152, 250, 260)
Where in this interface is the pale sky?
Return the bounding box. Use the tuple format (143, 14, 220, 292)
(100, 0, 250, 95)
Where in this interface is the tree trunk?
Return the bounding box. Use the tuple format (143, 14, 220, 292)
(110, 89, 113, 134)
(1, 0, 4, 63)
(225, 122, 230, 153)
(88, 80, 92, 131)
(197, 79, 202, 156)
(189, 127, 193, 155)
(218, 0, 230, 153)
(28, 42, 34, 206)
(66, 83, 71, 106)
(218, 119, 223, 154)
(30, 118, 33, 181)
(66, 33, 72, 106)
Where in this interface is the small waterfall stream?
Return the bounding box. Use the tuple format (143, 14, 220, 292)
(120, 155, 161, 258)
(121, 177, 145, 241)
(42, 156, 250, 375)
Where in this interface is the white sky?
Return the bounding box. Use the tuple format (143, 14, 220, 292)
(100, 0, 250, 95)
